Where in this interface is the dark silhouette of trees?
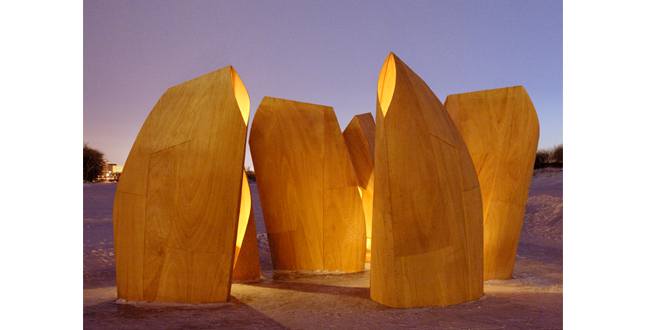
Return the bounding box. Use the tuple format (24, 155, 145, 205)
(534, 149, 550, 169)
(534, 144, 563, 169)
(551, 144, 563, 164)
(84, 143, 105, 182)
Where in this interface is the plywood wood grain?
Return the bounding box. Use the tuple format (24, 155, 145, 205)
(370, 53, 484, 308)
(444, 86, 539, 280)
(342, 113, 375, 262)
(232, 170, 262, 281)
(113, 66, 250, 303)
(249, 97, 366, 273)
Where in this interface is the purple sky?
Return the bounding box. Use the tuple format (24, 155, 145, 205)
(84, 0, 563, 169)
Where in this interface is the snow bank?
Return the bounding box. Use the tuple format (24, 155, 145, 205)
(84, 169, 564, 329)
(523, 168, 564, 243)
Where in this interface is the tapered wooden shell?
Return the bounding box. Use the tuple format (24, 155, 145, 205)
(249, 97, 366, 272)
(113, 66, 250, 303)
(444, 86, 539, 280)
(342, 113, 375, 262)
(370, 53, 484, 308)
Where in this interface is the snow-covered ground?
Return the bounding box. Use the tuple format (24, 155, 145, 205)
(83, 168, 563, 329)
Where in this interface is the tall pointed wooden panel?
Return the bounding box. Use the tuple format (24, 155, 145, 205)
(113, 66, 250, 303)
(444, 86, 539, 280)
(370, 53, 483, 308)
(342, 113, 375, 262)
(232, 170, 262, 281)
(249, 97, 366, 273)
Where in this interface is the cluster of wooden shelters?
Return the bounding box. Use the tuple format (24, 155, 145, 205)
(112, 53, 539, 308)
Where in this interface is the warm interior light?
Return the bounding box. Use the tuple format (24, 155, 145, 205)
(231, 67, 250, 126)
(235, 170, 251, 265)
(377, 53, 396, 117)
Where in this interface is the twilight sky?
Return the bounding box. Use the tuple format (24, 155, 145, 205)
(84, 0, 563, 169)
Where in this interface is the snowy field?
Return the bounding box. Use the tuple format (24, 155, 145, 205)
(83, 168, 563, 329)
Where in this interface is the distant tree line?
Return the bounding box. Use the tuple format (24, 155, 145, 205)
(84, 143, 105, 182)
(534, 144, 563, 169)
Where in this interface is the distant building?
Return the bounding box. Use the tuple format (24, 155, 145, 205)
(100, 161, 123, 182)
(108, 163, 123, 174)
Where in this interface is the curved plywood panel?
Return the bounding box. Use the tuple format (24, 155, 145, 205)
(113, 66, 250, 303)
(370, 53, 483, 308)
(249, 97, 366, 273)
(342, 113, 375, 262)
(444, 86, 539, 280)
(232, 170, 262, 281)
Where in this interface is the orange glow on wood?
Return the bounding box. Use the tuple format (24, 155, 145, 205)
(377, 53, 396, 116)
(232, 67, 250, 125)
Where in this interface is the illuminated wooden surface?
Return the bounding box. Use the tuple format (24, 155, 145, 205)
(370, 53, 484, 308)
(342, 113, 375, 262)
(444, 86, 539, 280)
(249, 97, 366, 273)
(113, 66, 250, 303)
(232, 170, 262, 281)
